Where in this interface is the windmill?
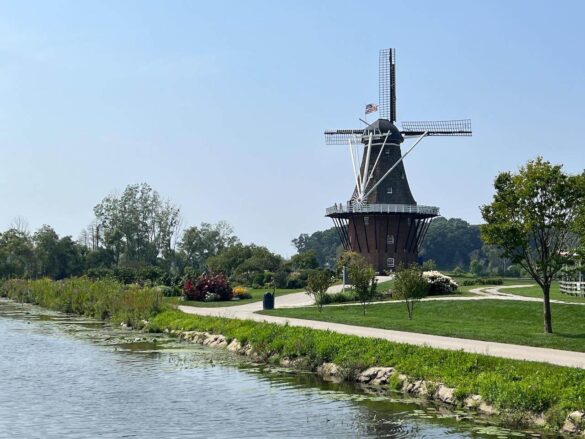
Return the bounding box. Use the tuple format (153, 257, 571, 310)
(325, 48, 472, 273)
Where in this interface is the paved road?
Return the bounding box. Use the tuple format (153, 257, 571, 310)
(178, 284, 585, 369)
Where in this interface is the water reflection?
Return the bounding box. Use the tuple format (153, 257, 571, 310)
(0, 300, 542, 438)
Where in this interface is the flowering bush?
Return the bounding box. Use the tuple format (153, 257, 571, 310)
(183, 273, 233, 301)
(422, 271, 458, 295)
(233, 286, 252, 300)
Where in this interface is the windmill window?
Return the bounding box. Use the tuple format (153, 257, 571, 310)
(387, 187, 393, 194)
(364, 216, 369, 225)
(387, 258, 395, 268)
(387, 234, 394, 244)
(385, 148, 390, 155)
(401, 171, 405, 179)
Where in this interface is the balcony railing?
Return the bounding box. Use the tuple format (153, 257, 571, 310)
(325, 203, 440, 216)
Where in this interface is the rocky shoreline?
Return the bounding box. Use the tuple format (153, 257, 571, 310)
(169, 328, 585, 437)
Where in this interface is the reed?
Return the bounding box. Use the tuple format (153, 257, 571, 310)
(0, 278, 163, 328)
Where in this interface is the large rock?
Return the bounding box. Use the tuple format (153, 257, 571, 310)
(356, 367, 395, 385)
(405, 380, 428, 397)
(435, 385, 456, 404)
(226, 339, 242, 353)
(317, 363, 342, 382)
(562, 411, 584, 434)
(463, 394, 482, 409)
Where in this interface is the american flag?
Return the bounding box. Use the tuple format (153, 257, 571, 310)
(365, 103, 378, 114)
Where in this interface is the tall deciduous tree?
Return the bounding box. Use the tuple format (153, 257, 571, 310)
(93, 183, 181, 266)
(0, 228, 36, 278)
(481, 157, 584, 334)
(34, 225, 83, 279)
(179, 221, 239, 271)
(292, 227, 343, 268)
(420, 217, 482, 270)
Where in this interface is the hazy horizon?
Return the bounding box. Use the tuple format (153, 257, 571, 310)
(2, 1, 584, 257)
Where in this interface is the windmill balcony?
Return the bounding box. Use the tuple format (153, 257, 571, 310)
(325, 203, 439, 217)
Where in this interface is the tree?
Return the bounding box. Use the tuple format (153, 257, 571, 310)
(344, 252, 377, 316)
(420, 218, 482, 270)
(179, 221, 239, 271)
(93, 183, 181, 266)
(422, 259, 437, 271)
(207, 244, 283, 285)
(306, 269, 333, 312)
(33, 225, 83, 279)
(0, 228, 36, 278)
(290, 250, 319, 270)
(481, 157, 584, 334)
(392, 264, 429, 320)
(292, 227, 343, 267)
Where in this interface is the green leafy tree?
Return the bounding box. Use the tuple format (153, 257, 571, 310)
(0, 228, 36, 278)
(392, 264, 429, 320)
(343, 252, 377, 316)
(305, 269, 333, 312)
(93, 183, 181, 266)
(292, 227, 343, 268)
(420, 218, 482, 270)
(290, 250, 319, 270)
(33, 225, 83, 279)
(179, 221, 239, 271)
(481, 157, 584, 334)
(207, 244, 283, 285)
(422, 259, 437, 271)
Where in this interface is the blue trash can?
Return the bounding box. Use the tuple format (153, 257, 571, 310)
(263, 292, 274, 310)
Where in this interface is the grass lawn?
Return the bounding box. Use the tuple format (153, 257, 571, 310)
(165, 288, 304, 308)
(261, 299, 585, 352)
(376, 279, 394, 292)
(500, 281, 585, 303)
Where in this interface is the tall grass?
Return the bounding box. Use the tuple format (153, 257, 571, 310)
(0, 278, 163, 327)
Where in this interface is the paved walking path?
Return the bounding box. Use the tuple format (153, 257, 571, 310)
(178, 283, 585, 369)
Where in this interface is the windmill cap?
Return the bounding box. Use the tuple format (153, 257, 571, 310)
(363, 118, 404, 144)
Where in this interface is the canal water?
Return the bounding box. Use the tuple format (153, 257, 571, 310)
(0, 300, 539, 438)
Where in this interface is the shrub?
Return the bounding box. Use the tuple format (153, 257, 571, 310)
(462, 278, 504, 287)
(233, 286, 252, 300)
(452, 266, 467, 276)
(183, 273, 233, 302)
(423, 271, 458, 294)
(316, 289, 358, 305)
(154, 285, 181, 297)
(480, 278, 504, 285)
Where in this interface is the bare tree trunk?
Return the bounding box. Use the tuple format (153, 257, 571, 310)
(543, 283, 553, 334)
(406, 300, 413, 320)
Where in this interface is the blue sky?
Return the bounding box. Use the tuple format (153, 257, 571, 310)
(1, 1, 584, 256)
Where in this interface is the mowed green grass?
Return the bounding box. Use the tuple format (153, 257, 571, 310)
(500, 281, 585, 303)
(165, 288, 304, 308)
(262, 299, 585, 352)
